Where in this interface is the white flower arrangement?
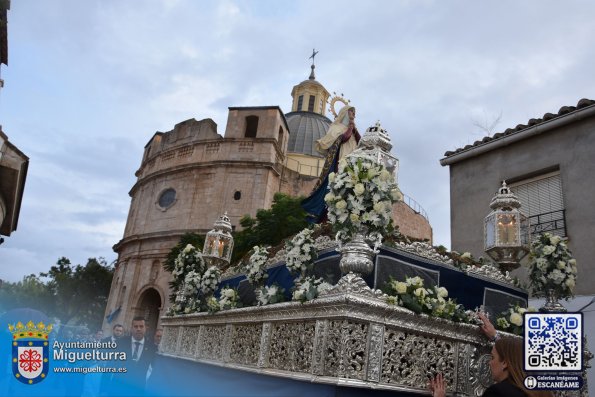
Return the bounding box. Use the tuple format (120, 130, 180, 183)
(496, 304, 537, 336)
(325, 155, 398, 242)
(527, 232, 577, 299)
(385, 276, 469, 322)
(172, 244, 206, 281)
(199, 266, 221, 296)
(169, 243, 222, 315)
(291, 275, 333, 303)
(217, 287, 241, 311)
(285, 228, 318, 277)
(246, 245, 270, 287)
(256, 284, 286, 306)
(206, 296, 220, 314)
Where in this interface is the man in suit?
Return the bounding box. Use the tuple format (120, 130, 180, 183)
(115, 316, 157, 394)
(102, 323, 124, 344)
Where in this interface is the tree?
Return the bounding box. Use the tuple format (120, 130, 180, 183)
(41, 257, 114, 331)
(0, 257, 114, 330)
(232, 193, 308, 263)
(0, 274, 54, 315)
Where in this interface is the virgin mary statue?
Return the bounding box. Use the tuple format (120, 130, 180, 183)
(301, 105, 360, 223)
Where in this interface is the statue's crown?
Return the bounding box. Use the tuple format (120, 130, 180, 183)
(8, 321, 53, 340)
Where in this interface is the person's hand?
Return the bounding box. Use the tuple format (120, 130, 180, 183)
(428, 373, 446, 397)
(478, 312, 497, 340)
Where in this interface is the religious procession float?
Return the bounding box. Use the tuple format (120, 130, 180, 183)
(150, 110, 591, 397)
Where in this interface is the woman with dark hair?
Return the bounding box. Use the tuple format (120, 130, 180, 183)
(429, 314, 553, 397)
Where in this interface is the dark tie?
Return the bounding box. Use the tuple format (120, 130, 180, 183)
(132, 341, 141, 361)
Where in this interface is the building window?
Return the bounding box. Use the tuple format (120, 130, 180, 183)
(245, 116, 258, 138)
(319, 98, 324, 114)
(278, 127, 283, 148)
(308, 95, 315, 112)
(297, 95, 303, 111)
(158, 188, 176, 209)
(509, 170, 566, 238)
(234, 191, 241, 200)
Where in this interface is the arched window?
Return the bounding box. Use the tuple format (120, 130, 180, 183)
(297, 95, 304, 111)
(308, 95, 315, 112)
(245, 116, 259, 138)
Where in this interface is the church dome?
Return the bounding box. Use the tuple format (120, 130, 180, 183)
(285, 111, 332, 157)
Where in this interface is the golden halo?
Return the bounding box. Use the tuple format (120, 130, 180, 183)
(329, 94, 351, 119)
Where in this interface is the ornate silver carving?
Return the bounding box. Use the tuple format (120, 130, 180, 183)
(314, 235, 339, 251)
(230, 324, 262, 366)
(200, 325, 225, 360)
(258, 322, 272, 368)
(159, 285, 495, 395)
(312, 319, 328, 375)
(338, 233, 376, 276)
(161, 326, 178, 355)
(381, 329, 455, 390)
(465, 262, 515, 284)
(268, 322, 315, 372)
(367, 323, 384, 382)
(179, 326, 201, 358)
(321, 272, 385, 299)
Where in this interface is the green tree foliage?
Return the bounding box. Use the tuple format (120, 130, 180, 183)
(0, 274, 54, 314)
(0, 257, 114, 331)
(232, 193, 308, 264)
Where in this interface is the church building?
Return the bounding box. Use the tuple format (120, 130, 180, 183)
(103, 62, 433, 334)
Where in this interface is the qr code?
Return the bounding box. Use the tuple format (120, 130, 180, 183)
(524, 313, 582, 371)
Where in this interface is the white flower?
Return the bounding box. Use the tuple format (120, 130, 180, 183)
(324, 192, 335, 202)
(335, 200, 347, 210)
(349, 213, 360, 223)
(548, 269, 566, 284)
(354, 183, 365, 196)
(568, 259, 577, 266)
(535, 258, 548, 271)
(565, 277, 575, 289)
(379, 169, 391, 182)
(328, 172, 336, 182)
(437, 287, 448, 298)
(373, 202, 384, 213)
(183, 244, 194, 253)
(542, 245, 555, 255)
(395, 282, 407, 294)
(414, 288, 426, 298)
(550, 235, 562, 245)
(557, 261, 566, 269)
(460, 252, 471, 259)
(510, 313, 523, 326)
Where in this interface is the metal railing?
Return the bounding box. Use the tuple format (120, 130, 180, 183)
(529, 209, 567, 238)
(402, 193, 429, 222)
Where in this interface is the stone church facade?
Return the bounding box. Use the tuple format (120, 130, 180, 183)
(103, 66, 433, 334)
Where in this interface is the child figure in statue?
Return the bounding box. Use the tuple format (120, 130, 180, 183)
(301, 105, 360, 223)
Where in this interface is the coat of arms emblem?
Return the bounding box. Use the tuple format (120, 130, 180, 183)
(8, 321, 53, 385)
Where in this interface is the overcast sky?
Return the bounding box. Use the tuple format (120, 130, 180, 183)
(1, 0, 594, 282)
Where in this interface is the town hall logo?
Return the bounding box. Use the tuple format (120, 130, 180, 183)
(8, 321, 53, 385)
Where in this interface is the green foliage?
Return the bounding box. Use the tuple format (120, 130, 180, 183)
(0, 274, 54, 314)
(232, 193, 308, 264)
(0, 257, 114, 331)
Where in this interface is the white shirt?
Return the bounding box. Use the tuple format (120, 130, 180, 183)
(131, 337, 145, 361)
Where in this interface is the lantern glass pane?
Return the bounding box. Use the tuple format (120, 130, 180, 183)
(485, 215, 495, 249)
(497, 213, 518, 245)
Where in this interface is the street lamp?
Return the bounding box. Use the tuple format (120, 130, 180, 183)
(484, 181, 530, 272)
(202, 212, 234, 268)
